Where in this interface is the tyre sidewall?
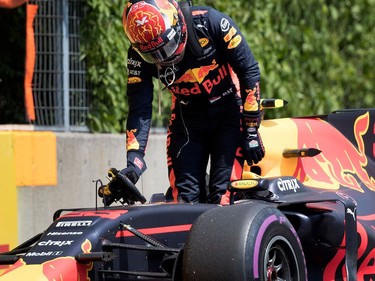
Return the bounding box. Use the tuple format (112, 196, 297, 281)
(246, 207, 307, 281)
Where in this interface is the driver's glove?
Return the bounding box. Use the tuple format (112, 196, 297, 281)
(242, 127, 265, 165)
(241, 81, 265, 166)
(242, 112, 265, 165)
(120, 151, 147, 184)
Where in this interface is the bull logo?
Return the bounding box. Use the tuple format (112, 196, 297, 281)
(293, 112, 375, 192)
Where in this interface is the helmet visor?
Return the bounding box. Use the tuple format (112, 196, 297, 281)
(133, 26, 183, 64)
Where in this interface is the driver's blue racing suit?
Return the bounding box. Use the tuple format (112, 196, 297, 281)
(125, 6, 261, 204)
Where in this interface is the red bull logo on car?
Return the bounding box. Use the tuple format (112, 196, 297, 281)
(323, 214, 375, 280)
(292, 112, 375, 192)
(0, 240, 93, 280)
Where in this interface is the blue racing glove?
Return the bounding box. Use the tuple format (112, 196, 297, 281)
(120, 151, 147, 184)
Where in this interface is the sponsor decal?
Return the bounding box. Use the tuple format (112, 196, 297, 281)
(160, 65, 178, 79)
(244, 83, 260, 112)
(128, 70, 141, 76)
(232, 180, 258, 189)
(224, 26, 237, 42)
(47, 231, 83, 236)
(220, 18, 230, 32)
(26, 251, 63, 257)
(41, 240, 93, 280)
(223, 87, 234, 96)
(126, 129, 140, 150)
(198, 38, 209, 47)
(8, 240, 93, 281)
(128, 58, 142, 68)
(56, 220, 92, 227)
(139, 35, 164, 52)
(38, 240, 74, 247)
(175, 62, 219, 84)
(166, 29, 176, 40)
(293, 112, 375, 192)
(171, 63, 229, 95)
(209, 96, 221, 103)
(160, 66, 178, 85)
(134, 157, 144, 170)
(209, 87, 234, 103)
(228, 34, 242, 49)
(128, 77, 142, 84)
(324, 217, 375, 279)
(277, 178, 300, 193)
(197, 22, 208, 30)
(248, 140, 259, 148)
(346, 207, 357, 221)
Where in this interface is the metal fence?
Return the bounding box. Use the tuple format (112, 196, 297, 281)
(31, 0, 89, 131)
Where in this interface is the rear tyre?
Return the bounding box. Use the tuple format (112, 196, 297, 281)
(182, 202, 307, 281)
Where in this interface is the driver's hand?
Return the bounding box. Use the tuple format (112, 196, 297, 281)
(242, 127, 265, 165)
(123, 151, 147, 184)
(120, 166, 140, 184)
(107, 167, 138, 184)
(106, 167, 147, 204)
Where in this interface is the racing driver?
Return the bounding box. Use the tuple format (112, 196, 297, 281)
(120, 0, 265, 204)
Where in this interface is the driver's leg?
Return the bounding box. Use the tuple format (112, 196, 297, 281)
(167, 129, 209, 203)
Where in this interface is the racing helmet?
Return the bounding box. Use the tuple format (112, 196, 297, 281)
(122, 0, 187, 65)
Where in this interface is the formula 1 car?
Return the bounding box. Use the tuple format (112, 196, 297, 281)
(0, 106, 374, 281)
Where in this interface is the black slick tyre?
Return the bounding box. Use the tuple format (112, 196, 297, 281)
(182, 202, 307, 281)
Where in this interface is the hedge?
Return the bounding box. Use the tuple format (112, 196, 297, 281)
(81, 0, 375, 132)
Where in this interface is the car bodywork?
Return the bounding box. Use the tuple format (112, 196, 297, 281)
(0, 108, 374, 280)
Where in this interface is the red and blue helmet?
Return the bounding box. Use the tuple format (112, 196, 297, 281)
(122, 0, 187, 65)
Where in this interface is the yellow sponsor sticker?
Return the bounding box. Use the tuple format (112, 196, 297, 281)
(224, 26, 237, 42)
(128, 77, 142, 84)
(199, 38, 209, 47)
(232, 179, 259, 189)
(228, 35, 242, 49)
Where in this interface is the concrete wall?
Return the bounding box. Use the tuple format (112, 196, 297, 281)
(7, 132, 168, 244)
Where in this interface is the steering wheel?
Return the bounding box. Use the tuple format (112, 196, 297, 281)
(116, 172, 147, 204)
(98, 168, 147, 206)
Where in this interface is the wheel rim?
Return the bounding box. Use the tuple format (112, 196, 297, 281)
(263, 235, 300, 281)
